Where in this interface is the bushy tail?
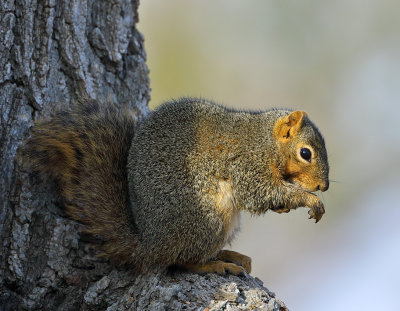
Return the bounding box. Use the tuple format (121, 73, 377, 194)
(24, 100, 140, 266)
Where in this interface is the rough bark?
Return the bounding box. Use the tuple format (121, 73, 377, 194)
(0, 0, 287, 310)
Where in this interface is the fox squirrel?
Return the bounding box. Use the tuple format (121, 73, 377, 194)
(24, 97, 329, 275)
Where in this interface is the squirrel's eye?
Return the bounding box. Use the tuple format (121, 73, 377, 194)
(300, 148, 312, 162)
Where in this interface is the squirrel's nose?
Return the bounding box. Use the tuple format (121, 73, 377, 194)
(319, 180, 329, 192)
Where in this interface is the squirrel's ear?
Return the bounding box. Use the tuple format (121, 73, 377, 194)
(274, 110, 307, 142)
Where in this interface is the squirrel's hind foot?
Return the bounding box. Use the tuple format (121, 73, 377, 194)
(215, 250, 251, 274)
(177, 250, 251, 276)
(178, 260, 247, 276)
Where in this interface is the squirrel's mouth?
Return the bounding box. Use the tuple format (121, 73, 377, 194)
(286, 179, 319, 194)
(294, 182, 315, 192)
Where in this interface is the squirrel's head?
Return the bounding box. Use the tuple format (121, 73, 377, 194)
(273, 110, 329, 192)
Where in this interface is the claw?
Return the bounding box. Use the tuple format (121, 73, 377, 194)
(308, 203, 324, 223)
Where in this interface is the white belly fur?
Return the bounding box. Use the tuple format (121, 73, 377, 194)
(215, 179, 242, 245)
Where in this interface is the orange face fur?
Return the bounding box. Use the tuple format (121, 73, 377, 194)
(284, 144, 327, 191)
(274, 110, 329, 192)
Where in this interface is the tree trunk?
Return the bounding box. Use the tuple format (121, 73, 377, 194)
(0, 1, 287, 310)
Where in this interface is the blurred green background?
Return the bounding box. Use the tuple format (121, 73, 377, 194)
(139, 1, 400, 309)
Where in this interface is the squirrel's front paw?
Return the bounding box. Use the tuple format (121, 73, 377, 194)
(308, 198, 325, 223)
